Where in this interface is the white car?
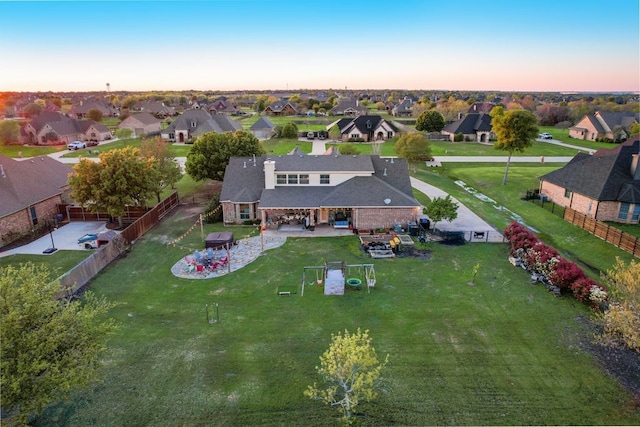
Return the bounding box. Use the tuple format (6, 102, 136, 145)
(539, 133, 553, 140)
(67, 141, 86, 150)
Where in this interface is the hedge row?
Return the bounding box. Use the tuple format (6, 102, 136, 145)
(503, 221, 608, 310)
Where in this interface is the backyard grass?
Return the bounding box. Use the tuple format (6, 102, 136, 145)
(60, 138, 191, 158)
(0, 250, 90, 275)
(35, 211, 640, 426)
(413, 163, 637, 276)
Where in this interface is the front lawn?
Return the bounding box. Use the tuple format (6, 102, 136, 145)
(0, 144, 65, 157)
(35, 211, 639, 426)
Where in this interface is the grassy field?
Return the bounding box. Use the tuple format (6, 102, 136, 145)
(34, 211, 640, 426)
(0, 250, 90, 274)
(413, 163, 636, 276)
(0, 144, 65, 157)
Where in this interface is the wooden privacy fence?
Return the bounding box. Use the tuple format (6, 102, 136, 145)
(57, 192, 180, 297)
(121, 192, 179, 243)
(564, 207, 640, 258)
(65, 205, 149, 222)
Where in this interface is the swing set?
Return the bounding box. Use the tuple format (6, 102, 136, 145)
(298, 261, 377, 296)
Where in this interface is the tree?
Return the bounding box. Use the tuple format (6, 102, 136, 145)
(139, 136, 183, 202)
(415, 110, 445, 132)
(304, 328, 388, 422)
(423, 195, 459, 231)
(394, 133, 432, 171)
(281, 122, 298, 139)
(87, 108, 104, 122)
(338, 144, 360, 155)
(491, 107, 538, 185)
(185, 130, 265, 181)
(630, 122, 640, 137)
(22, 102, 43, 118)
(0, 263, 118, 425)
(599, 258, 640, 352)
(69, 147, 157, 227)
(115, 128, 133, 139)
(0, 120, 20, 145)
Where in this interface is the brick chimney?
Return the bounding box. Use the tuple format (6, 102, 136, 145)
(264, 159, 275, 189)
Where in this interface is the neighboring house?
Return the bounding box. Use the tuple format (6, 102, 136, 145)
(569, 111, 639, 142)
(219, 153, 421, 230)
(23, 112, 111, 145)
(134, 101, 175, 117)
(391, 98, 413, 117)
(264, 100, 298, 116)
(329, 115, 397, 142)
(249, 116, 275, 140)
(539, 136, 640, 224)
(441, 113, 493, 142)
(118, 113, 162, 136)
(0, 154, 73, 247)
(161, 109, 242, 142)
(67, 100, 118, 119)
(467, 102, 496, 114)
(329, 97, 369, 117)
(207, 99, 239, 115)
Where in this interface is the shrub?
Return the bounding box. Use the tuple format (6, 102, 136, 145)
(454, 133, 464, 142)
(571, 277, 602, 303)
(548, 258, 585, 291)
(522, 242, 559, 276)
(203, 195, 223, 223)
(347, 137, 365, 143)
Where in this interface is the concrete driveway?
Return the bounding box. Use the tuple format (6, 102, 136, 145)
(0, 221, 110, 257)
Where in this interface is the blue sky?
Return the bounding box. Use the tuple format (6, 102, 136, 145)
(1, 0, 638, 92)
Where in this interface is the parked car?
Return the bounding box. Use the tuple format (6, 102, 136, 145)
(539, 133, 553, 139)
(86, 140, 99, 147)
(77, 233, 98, 249)
(67, 141, 86, 150)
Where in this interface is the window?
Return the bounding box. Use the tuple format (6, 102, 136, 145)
(299, 174, 309, 184)
(287, 174, 298, 184)
(320, 174, 330, 184)
(564, 189, 571, 198)
(276, 174, 286, 185)
(239, 204, 251, 220)
(29, 206, 37, 226)
(632, 204, 640, 222)
(618, 202, 630, 220)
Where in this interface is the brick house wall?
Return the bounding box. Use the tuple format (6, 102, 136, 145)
(222, 202, 259, 224)
(0, 195, 62, 247)
(540, 180, 638, 223)
(353, 207, 418, 230)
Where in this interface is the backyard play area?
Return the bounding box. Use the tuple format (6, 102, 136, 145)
(29, 204, 640, 426)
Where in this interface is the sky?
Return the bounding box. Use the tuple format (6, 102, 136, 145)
(0, 0, 639, 93)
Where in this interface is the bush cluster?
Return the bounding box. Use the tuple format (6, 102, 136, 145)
(503, 221, 608, 309)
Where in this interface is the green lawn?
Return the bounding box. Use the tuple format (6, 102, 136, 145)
(0, 250, 91, 275)
(60, 138, 191, 158)
(0, 144, 65, 157)
(413, 163, 636, 276)
(35, 213, 639, 426)
(537, 126, 617, 151)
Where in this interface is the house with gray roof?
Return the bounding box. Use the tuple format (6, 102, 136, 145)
(264, 100, 298, 116)
(329, 97, 369, 117)
(118, 112, 162, 136)
(219, 153, 420, 230)
(0, 155, 73, 247)
(329, 115, 397, 142)
(441, 112, 493, 142)
(23, 112, 111, 145)
(249, 116, 275, 140)
(539, 136, 640, 223)
(161, 110, 242, 143)
(569, 111, 639, 142)
(391, 98, 413, 117)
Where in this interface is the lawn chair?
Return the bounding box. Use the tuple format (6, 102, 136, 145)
(193, 251, 204, 265)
